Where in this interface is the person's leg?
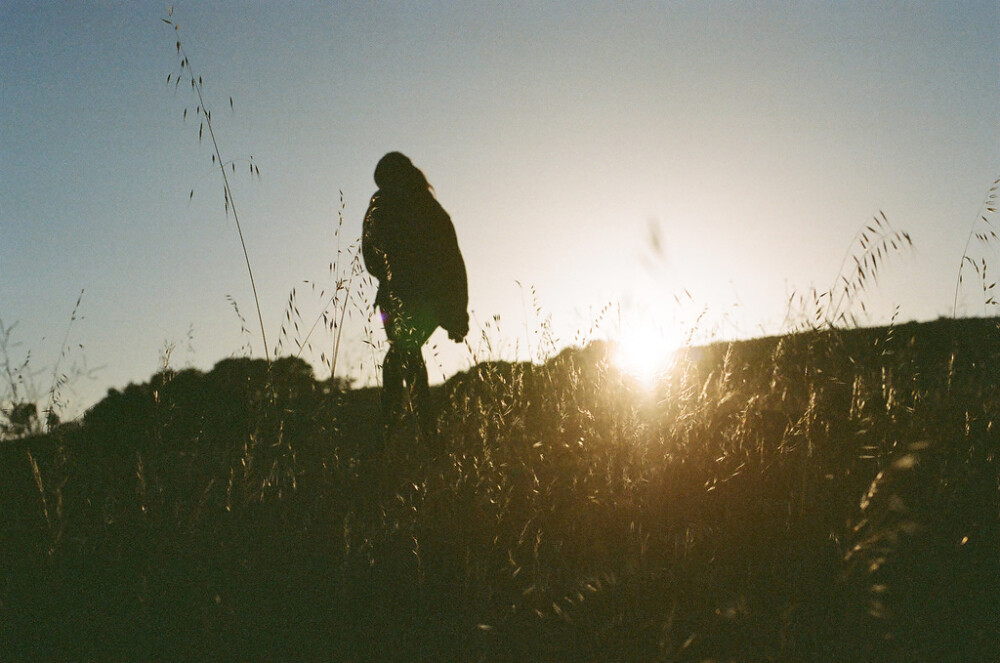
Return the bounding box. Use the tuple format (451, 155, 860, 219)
(382, 302, 439, 441)
(402, 323, 435, 439)
(400, 347, 428, 413)
(411, 355, 438, 446)
(381, 342, 404, 418)
(380, 302, 412, 441)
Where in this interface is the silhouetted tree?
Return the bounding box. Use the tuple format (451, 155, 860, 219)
(1, 402, 39, 439)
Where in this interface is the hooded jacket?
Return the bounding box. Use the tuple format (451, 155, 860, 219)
(362, 181, 469, 341)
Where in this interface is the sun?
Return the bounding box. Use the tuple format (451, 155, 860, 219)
(611, 320, 684, 388)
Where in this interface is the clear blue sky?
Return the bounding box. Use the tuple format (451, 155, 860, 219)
(2, 1, 998, 417)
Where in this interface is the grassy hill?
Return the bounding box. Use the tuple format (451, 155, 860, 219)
(2, 316, 998, 661)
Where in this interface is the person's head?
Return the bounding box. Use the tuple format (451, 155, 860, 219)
(374, 152, 432, 193)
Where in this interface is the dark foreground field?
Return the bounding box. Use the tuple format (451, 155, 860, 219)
(2, 317, 998, 662)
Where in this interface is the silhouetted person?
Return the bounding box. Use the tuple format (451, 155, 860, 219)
(362, 152, 469, 438)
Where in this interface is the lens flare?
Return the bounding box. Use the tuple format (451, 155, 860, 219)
(611, 321, 682, 387)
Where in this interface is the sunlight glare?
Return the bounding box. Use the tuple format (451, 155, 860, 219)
(611, 321, 683, 388)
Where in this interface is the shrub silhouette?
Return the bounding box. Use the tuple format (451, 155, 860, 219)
(1, 402, 40, 438)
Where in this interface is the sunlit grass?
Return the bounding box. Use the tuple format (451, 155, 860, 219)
(6, 312, 997, 662)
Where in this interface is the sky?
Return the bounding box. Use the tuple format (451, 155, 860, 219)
(2, 1, 999, 418)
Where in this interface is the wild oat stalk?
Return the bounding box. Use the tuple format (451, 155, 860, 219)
(0, 293, 89, 437)
(0, 318, 29, 412)
(952, 175, 1000, 317)
(43, 289, 85, 429)
(292, 192, 369, 382)
(779, 212, 913, 334)
(826, 211, 913, 328)
(162, 9, 269, 364)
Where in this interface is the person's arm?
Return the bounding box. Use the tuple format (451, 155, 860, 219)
(361, 194, 389, 284)
(434, 207, 469, 341)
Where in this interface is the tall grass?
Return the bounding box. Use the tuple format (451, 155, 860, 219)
(3, 312, 996, 661)
(780, 212, 913, 333)
(0, 290, 88, 439)
(163, 9, 269, 363)
(953, 175, 1000, 317)
(161, 10, 382, 393)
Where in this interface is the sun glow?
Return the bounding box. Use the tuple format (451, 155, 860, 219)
(611, 319, 685, 388)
